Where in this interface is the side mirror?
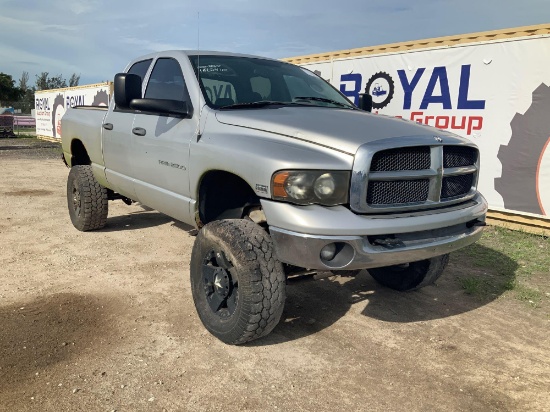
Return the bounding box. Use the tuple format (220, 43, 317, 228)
(114, 73, 141, 110)
(129, 98, 191, 117)
(358, 92, 373, 112)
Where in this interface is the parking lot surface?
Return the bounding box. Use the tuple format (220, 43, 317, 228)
(0, 140, 548, 411)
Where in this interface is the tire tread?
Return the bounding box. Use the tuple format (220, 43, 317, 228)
(191, 219, 286, 345)
(67, 165, 108, 231)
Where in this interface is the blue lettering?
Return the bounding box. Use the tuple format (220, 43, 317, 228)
(66, 95, 85, 108)
(35, 98, 50, 110)
(420, 67, 452, 109)
(398, 68, 425, 110)
(339, 73, 362, 105)
(457, 65, 485, 109)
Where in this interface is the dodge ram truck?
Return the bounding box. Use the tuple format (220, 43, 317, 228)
(61, 50, 487, 344)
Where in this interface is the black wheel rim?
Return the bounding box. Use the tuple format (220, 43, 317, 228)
(202, 250, 238, 318)
(72, 184, 81, 217)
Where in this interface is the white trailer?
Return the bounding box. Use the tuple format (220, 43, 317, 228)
(35, 82, 111, 141)
(284, 24, 550, 232)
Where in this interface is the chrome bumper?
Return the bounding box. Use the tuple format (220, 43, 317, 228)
(265, 194, 487, 270)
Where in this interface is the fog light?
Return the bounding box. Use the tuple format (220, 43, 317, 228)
(320, 243, 337, 261)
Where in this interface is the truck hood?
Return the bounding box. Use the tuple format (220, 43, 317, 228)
(215, 107, 450, 154)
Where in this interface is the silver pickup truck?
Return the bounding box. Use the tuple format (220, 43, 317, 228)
(61, 50, 487, 344)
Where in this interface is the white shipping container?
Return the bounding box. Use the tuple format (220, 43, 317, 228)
(284, 24, 550, 222)
(35, 82, 111, 141)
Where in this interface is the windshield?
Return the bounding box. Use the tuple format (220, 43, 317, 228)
(189, 55, 356, 110)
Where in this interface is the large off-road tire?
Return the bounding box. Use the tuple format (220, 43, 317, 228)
(67, 165, 108, 231)
(190, 219, 286, 345)
(368, 254, 450, 291)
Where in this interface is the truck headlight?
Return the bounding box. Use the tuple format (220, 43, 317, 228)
(271, 170, 350, 206)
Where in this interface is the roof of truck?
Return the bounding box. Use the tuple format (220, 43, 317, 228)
(132, 50, 278, 61)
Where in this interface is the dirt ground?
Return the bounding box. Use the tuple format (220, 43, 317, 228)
(0, 138, 549, 412)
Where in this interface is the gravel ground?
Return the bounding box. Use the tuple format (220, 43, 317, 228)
(0, 138, 549, 411)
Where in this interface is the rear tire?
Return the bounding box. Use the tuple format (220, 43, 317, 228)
(190, 219, 286, 345)
(368, 254, 450, 291)
(67, 165, 108, 231)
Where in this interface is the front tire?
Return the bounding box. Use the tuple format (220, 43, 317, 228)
(67, 165, 108, 231)
(190, 219, 286, 345)
(368, 254, 450, 291)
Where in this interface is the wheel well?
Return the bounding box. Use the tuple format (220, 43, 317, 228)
(70, 139, 90, 166)
(198, 171, 260, 225)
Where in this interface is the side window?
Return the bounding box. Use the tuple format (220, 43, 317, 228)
(145, 58, 187, 102)
(128, 59, 152, 85)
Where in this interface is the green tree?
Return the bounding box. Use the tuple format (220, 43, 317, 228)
(19, 71, 29, 92)
(35, 72, 67, 90)
(0, 72, 22, 103)
(69, 73, 80, 87)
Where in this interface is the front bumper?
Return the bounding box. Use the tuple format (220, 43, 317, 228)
(262, 193, 487, 270)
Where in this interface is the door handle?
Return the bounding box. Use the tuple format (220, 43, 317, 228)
(102, 123, 113, 130)
(132, 127, 146, 136)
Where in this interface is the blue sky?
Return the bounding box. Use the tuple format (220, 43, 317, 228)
(1, 0, 549, 86)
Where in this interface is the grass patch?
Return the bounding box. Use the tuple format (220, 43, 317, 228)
(13, 133, 36, 138)
(514, 283, 543, 308)
(453, 226, 549, 307)
(458, 277, 484, 295)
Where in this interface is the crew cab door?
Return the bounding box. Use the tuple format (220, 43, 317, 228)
(131, 57, 197, 224)
(102, 58, 153, 200)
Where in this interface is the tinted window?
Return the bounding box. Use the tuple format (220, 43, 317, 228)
(189, 55, 355, 109)
(128, 59, 152, 85)
(145, 58, 186, 102)
(250, 76, 271, 100)
(201, 78, 236, 105)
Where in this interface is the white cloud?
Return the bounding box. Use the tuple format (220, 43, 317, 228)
(66, 0, 99, 15)
(0, 0, 549, 85)
(122, 37, 191, 53)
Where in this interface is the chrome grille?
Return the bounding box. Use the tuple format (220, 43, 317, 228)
(367, 180, 429, 205)
(442, 174, 474, 199)
(350, 137, 480, 213)
(370, 147, 430, 171)
(443, 146, 477, 168)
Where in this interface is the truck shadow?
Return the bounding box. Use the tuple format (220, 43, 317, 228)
(101, 212, 173, 231)
(0, 293, 115, 391)
(101, 210, 195, 234)
(252, 244, 517, 345)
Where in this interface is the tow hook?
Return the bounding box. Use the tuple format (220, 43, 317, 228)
(466, 219, 487, 228)
(372, 237, 405, 249)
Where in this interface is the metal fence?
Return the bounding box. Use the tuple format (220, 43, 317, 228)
(0, 101, 33, 115)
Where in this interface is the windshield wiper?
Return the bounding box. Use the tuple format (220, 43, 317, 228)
(219, 101, 299, 110)
(294, 96, 355, 109)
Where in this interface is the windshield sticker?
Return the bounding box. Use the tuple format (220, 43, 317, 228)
(199, 64, 235, 76)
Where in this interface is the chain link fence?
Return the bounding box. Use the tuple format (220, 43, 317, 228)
(1, 100, 34, 115)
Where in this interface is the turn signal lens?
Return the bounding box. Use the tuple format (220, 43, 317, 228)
(272, 171, 290, 198)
